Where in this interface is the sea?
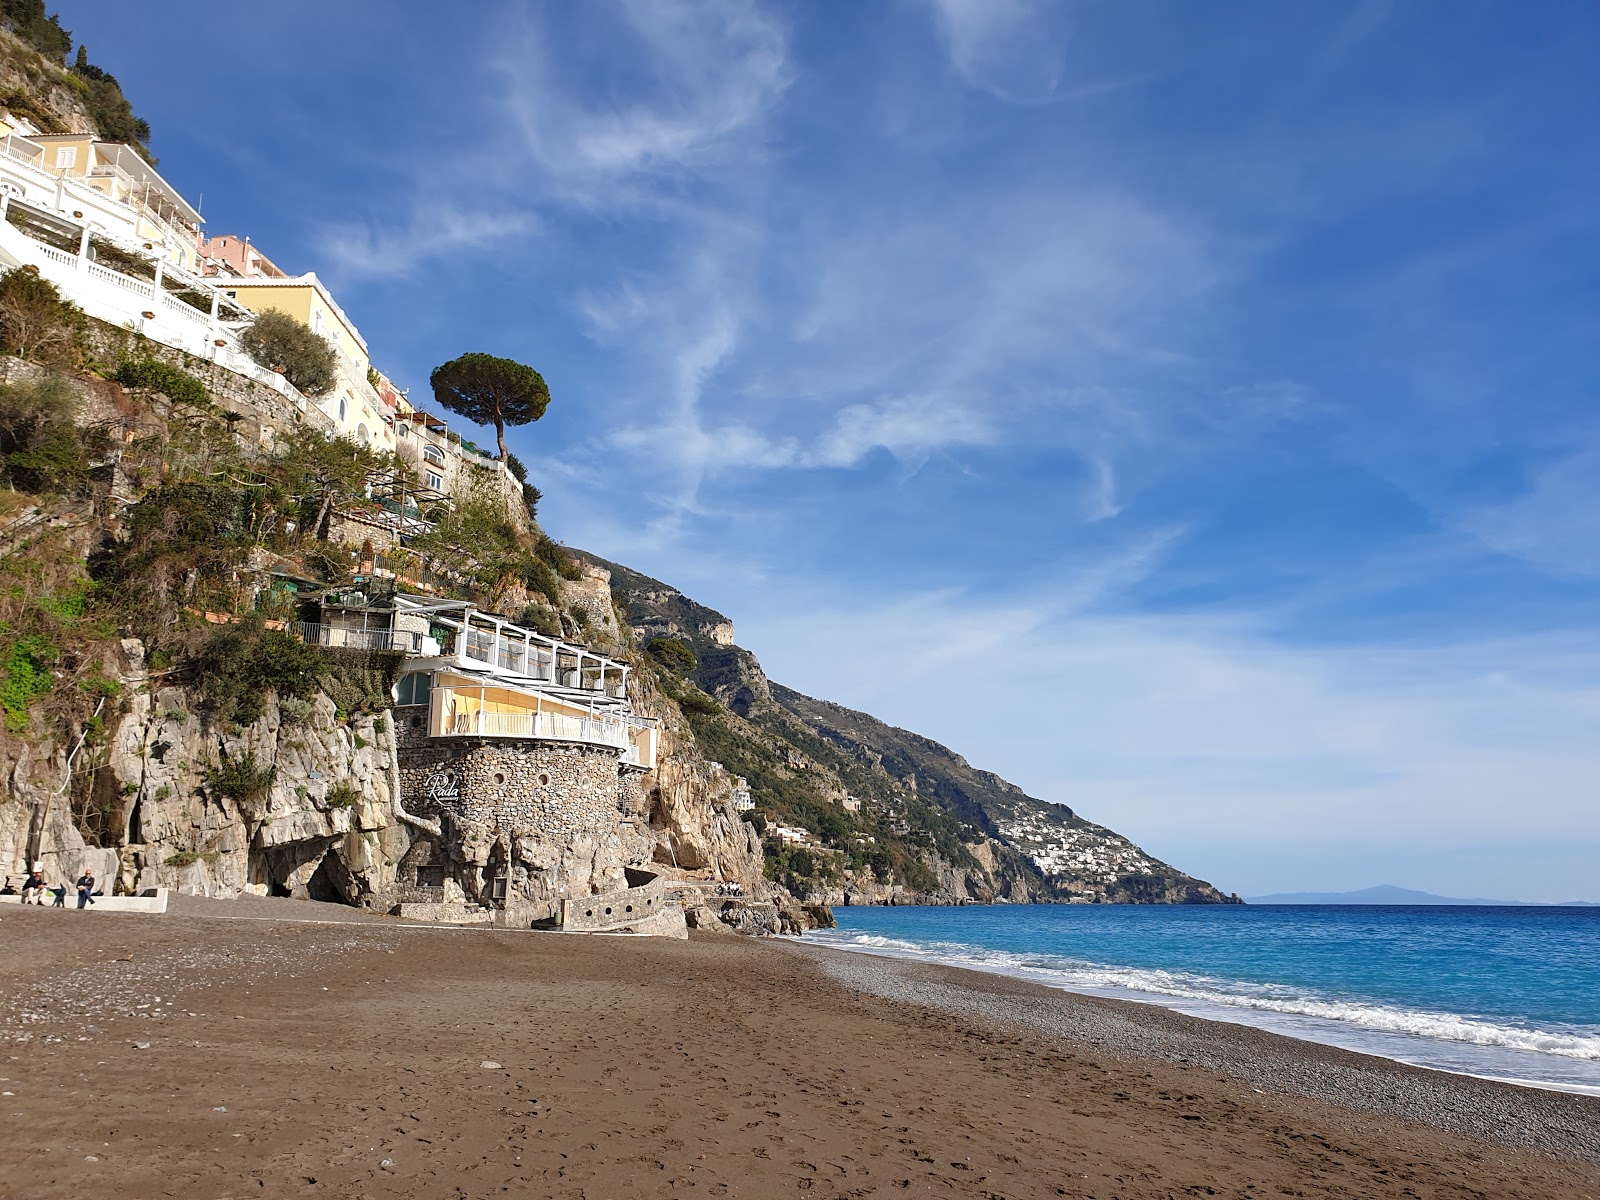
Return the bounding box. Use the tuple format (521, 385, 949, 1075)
(810, 903, 1600, 1095)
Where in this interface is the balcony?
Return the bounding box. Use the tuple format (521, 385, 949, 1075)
(427, 683, 657, 768)
(295, 621, 422, 653)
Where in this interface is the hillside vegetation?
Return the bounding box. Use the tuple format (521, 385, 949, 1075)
(0, 1, 154, 157)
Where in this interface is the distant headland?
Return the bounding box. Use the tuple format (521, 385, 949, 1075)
(1245, 884, 1599, 906)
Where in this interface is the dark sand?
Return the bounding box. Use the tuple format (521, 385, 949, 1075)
(1, 899, 1598, 1199)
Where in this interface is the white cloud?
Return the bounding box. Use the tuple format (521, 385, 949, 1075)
(502, 0, 790, 187)
(731, 574, 1600, 901)
(805, 394, 996, 468)
(316, 207, 534, 282)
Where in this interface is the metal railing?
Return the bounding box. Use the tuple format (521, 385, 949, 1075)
(444, 708, 633, 749)
(294, 622, 421, 653)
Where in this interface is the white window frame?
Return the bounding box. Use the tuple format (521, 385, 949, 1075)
(422, 443, 445, 466)
(54, 146, 77, 169)
(425, 470, 444, 492)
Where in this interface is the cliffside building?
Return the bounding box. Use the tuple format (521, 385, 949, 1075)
(307, 591, 666, 928)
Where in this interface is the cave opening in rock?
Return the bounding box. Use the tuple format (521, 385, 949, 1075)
(127, 797, 142, 845)
(306, 853, 344, 904)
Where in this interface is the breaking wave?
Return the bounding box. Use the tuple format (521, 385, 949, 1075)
(808, 928, 1600, 1065)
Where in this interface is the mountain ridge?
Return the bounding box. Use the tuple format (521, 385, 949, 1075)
(580, 550, 1238, 907)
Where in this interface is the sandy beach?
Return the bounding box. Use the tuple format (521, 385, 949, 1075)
(1, 899, 1597, 1199)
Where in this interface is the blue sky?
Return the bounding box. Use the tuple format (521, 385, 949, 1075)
(73, 1, 1599, 900)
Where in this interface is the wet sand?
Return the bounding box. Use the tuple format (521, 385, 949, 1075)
(1, 900, 1597, 1199)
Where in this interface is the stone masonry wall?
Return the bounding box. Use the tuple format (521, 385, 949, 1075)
(85, 319, 337, 446)
(394, 728, 656, 921)
(398, 740, 625, 844)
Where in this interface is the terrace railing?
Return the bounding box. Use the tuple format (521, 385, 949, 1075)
(294, 622, 422, 653)
(443, 708, 633, 750)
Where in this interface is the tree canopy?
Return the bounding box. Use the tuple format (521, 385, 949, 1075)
(428, 352, 550, 461)
(240, 310, 338, 397)
(274, 428, 390, 542)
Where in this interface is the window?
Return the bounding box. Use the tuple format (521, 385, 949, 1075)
(396, 422, 410, 438)
(54, 147, 76, 169)
(396, 672, 433, 706)
(356, 422, 369, 443)
(425, 470, 444, 492)
(311, 309, 323, 334)
(422, 443, 445, 466)
(338, 397, 347, 423)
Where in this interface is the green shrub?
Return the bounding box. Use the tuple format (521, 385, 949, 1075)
(114, 358, 210, 408)
(0, 632, 55, 733)
(516, 603, 562, 638)
(277, 694, 315, 724)
(164, 850, 201, 868)
(0, 266, 86, 364)
(77, 674, 121, 699)
(204, 751, 275, 805)
(533, 536, 582, 581)
(647, 637, 696, 676)
(325, 782, 359, 809)
(194, 626, 327, 726)
(0, 375, 101, 495)
(239, 310, 337, 396)
(675, 687, 719, 716)
(523, 558, 561, 603)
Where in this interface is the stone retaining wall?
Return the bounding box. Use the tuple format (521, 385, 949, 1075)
(561, 871, 684, 937)
(398, 739, 625, 842)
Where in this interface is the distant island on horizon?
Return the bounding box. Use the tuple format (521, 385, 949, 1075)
(1245, 884, 1600, 907)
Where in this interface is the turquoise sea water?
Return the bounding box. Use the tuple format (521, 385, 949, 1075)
(811, 904, 1600, 1094)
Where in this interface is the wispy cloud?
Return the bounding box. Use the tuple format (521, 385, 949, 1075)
(316, 207, 535, 282)
(927, 0, 1074, 102)
(501, 0, 790, 189)
(1462, 437, 1600, 577)
(735, 576, 1600, 900)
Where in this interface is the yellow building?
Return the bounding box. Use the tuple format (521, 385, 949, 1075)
(215, 273, 369, 375)
(212, 273, 396, 454)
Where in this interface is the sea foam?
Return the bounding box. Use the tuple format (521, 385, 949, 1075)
(809, 928, 1600, 1064)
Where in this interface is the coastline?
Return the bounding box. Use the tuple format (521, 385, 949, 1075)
(786, 939, 1600, 1162)
(802, 924, 1600, 1098)
(0, 904, 1596, 1198)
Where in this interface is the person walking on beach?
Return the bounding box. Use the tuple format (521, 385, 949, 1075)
(76, 869, 96, 909)
(21, 868, 46, 905)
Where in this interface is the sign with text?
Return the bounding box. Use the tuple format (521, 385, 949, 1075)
(423, 769, 461, 804)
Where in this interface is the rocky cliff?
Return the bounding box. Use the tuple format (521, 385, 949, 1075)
(587, 554, 1237, 908)
(0, 341, 790, 931)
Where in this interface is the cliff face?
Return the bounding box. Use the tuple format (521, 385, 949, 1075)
(0, 351, 781, 930)
(0, 631, 409, 903)
(586, 554, 1238, 908)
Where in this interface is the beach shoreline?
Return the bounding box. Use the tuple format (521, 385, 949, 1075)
(0, 902, 1597, 1198)
(795, 930, 1600, 1099)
